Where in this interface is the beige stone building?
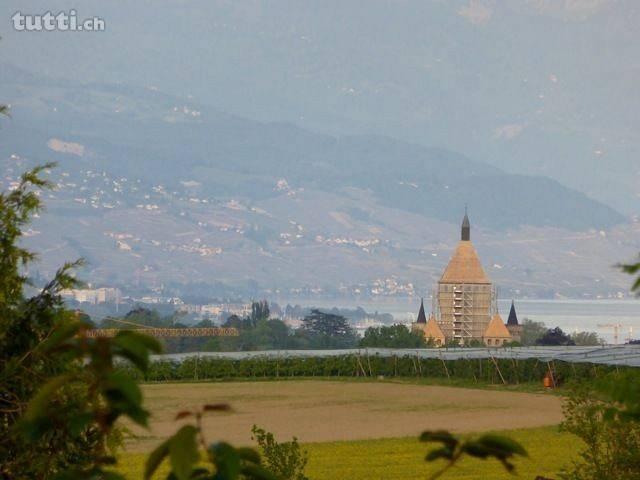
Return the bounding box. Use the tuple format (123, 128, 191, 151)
(417, 212, 514, 346)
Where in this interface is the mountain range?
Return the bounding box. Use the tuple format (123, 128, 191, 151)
(1, 64, 637, 299)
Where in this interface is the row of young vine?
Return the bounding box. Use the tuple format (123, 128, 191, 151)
(119, 354, 622, 385)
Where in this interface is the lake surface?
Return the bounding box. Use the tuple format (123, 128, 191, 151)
(282, 298, 640, 344)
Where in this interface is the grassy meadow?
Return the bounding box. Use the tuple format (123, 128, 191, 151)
(113, 379, 579, 479)
(116, 426, 581, 479)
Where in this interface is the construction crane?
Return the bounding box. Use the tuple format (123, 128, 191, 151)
(597, 323, 625, 345)
(84, 317, 239, 338)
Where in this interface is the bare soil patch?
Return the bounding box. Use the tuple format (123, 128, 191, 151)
(125, 380, 563, 452)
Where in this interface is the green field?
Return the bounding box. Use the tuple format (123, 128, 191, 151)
(115, 380, 577, 479)
(116, 426, 580, 479)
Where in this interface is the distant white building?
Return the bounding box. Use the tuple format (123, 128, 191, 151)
(61, 287, 121, 305)
(178, 302, 252, 319)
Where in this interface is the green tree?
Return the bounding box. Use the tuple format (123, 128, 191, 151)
(537, 326, 575, 346)
(0, 164, 165, 477)
(0, 164, 94, 476)
(223, 314, 243, 329)
(250, 300, 270, 324)
(301, 309, 358, 348)
(520, 318, 547, 345)
(208, 317, 297, 352)
(571, 331, 604, 346)
(360, 324, 427, 348)
(234, 318, 289, 351)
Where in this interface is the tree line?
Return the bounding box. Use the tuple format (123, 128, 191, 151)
(92, 304, 605, 354)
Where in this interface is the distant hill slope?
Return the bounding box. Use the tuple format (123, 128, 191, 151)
(0, 66, 624, 231)
(1, 68, 637, 298)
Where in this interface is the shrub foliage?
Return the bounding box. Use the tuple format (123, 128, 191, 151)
(121, 354, 619, 386)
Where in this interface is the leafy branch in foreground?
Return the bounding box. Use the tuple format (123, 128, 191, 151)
(560, 371, 640, 480)
(0, 162, 55, 305)
(421, 430, 527, 479)
(145, 405, 276, 480)
(20, 324, 162, 478)
(1, 163, 161, 478)
(620, 256, 640, 294)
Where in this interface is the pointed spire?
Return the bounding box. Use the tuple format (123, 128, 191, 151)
(416, 298, 427, 323)
(507, 300, 519, 326)
(461, 208, 470, 241)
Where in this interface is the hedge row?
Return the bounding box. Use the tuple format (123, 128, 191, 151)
(120, 354, 622, 385)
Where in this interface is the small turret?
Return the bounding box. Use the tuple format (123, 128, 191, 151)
(416, 298, 427, 324)
(506, 300, 523, 343)
(507, 300, 519, 326)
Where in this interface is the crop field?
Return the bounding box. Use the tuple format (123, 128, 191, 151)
(123, 380, 564, 452)
(117, 426, 580, 479)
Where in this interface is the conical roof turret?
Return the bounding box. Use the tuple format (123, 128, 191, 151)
(416, 298, 427, 324)
(507, 300, 519, 326)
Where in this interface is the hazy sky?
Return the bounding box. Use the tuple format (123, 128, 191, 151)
(2, 0, 639, 212)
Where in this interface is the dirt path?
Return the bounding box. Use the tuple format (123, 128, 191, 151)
(125, 380, 563, 452)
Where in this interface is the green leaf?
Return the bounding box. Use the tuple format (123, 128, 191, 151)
(145, 438, 171, 479)
(116, 329, 163, 353)
(461, 440, 490, 459)
(113, 331, 161, 371)
(169, 425, 200, 480)
(474, 434, 528, 458)
(425, 447, 454, 462)
(24, 374, 73, 422)
(235, 447, 261, 465)
(420, 430, 458, 450)
(209, 442, 241, 480)
(104, 371, 143, 406)
(100, 473, 128, 480)
(189, 467, 212, 479)
(37, 320, 82, 353)
(240, 462, 279, 480)
(68, 412, 94, 436)
(103, 371, 149, 427)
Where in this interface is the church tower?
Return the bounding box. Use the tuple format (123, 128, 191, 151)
(435, 212, 494, 344)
